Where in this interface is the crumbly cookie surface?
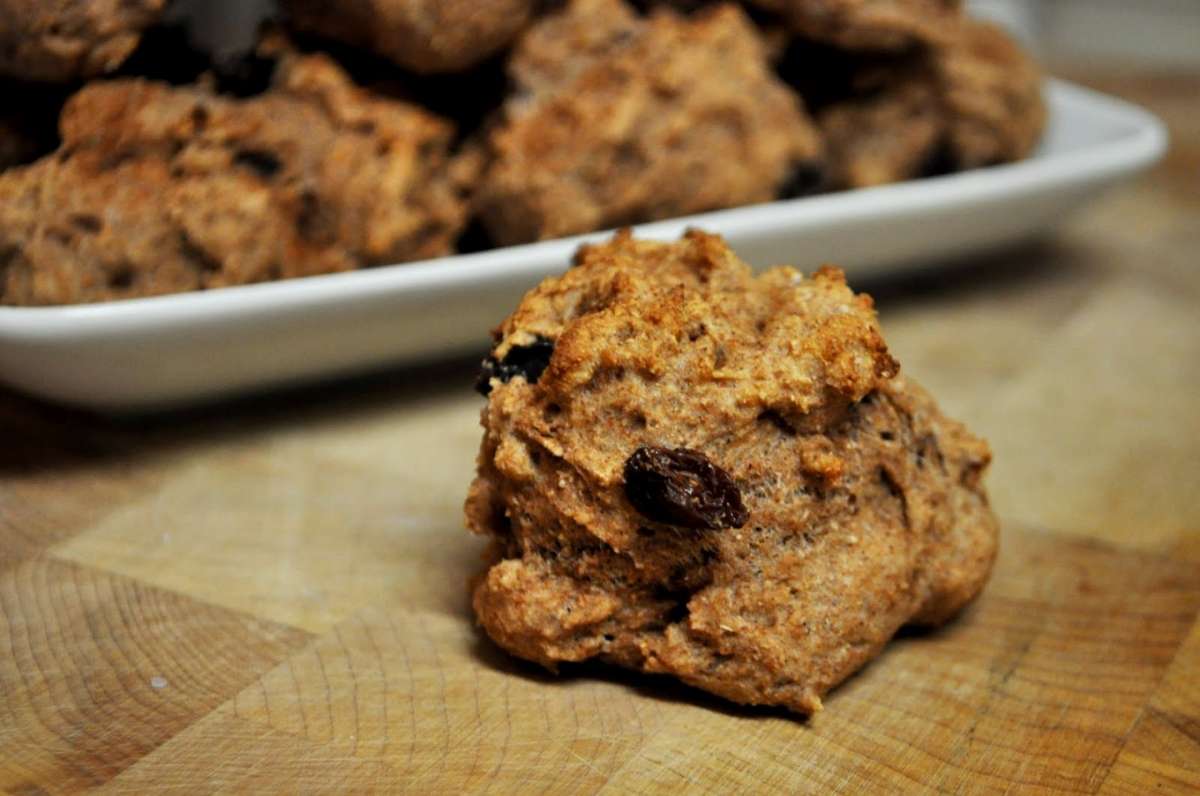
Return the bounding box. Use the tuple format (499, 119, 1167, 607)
(0, 0, 166, 82)
(0, 52, 473, 306)
(466, 230, 998, 713)
(280, 0, 534, 73)
(817, 19, 1044, 188)
(475, 0, 823, 246)
(751, 0, 962, 50)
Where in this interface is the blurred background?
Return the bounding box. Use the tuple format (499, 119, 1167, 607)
(968, 0, 1200, 66)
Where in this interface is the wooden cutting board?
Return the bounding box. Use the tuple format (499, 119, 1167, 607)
(1, 371, 1198, 795)
(1, 517, 1197, 794)
(1, 68, 1199, 793)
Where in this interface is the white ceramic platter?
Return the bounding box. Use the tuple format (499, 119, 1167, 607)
(0, 79, 1167, 412)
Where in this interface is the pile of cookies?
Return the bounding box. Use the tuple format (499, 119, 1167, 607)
(0, 0, 1045, 305)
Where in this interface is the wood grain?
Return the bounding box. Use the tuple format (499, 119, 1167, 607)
(100, 706, 401, 793)
(0, 401, 165, 574)
(1099, 619, 1200, 794)
(13, 529, 1200, 795)
(0, 69, 1197, 793)
(0, 558, 310, 792)
(50, 395, 484, 634)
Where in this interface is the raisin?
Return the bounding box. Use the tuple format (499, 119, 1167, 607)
(475, 337, 555, 396)
(623, 446, 748, 530)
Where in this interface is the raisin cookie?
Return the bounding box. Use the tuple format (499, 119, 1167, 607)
(0, 0, 167, 82)
(475, 0, 823, 245)
(817, 19, 1044, 188)
(280, 0, 535, 74)
(0, 52, 474, 306)
(937, 18, 1045, 170)
(815, 57, 946, 188)
(466, 229, 998, 714)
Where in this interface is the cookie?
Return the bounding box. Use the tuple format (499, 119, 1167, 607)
(0, 0, 167, 82)
(937, 18, 1045, 169)
(279, 0, 535, 74)
(475, 0, 823, 246)
(466, 229, 998, 714)
(750, 0, 962, 51)
(0, 52, 474, 306)
(817, 19, 1044, 188)
(816, 57, 946, 187)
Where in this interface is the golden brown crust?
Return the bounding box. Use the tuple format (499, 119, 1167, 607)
(476, 0, 823, 245)
(0, 0, 166, 82)
(817, 19, 1045, 188)
(280, 0, 535, 73)
(750, 0, 963, 50)
(467, 230, 998, 714)
(0, 53, 475, 306)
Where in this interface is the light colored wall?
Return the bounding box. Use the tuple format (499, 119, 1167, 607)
(968, 0, 1200, 67)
